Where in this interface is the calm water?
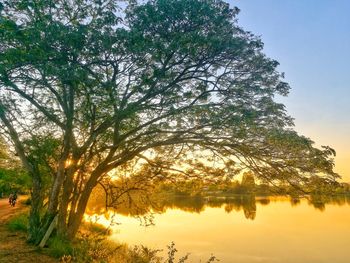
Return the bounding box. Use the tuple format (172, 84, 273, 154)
(91, 195, 350, 263)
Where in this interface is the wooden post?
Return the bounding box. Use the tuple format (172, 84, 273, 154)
(39, 215, 58, 248)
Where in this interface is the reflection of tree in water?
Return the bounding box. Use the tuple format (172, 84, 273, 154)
(223, 197, 245, 213)
(113, 194, 258, 220)
(308, 195, 350, 211)
(158, 195, 206, 214)
(290, 197, 301, 207)
(257, 197, 270, 206)
(87, 188, 350, 220)
(242, 195, 256, 220)
(220, 196, 256, 220)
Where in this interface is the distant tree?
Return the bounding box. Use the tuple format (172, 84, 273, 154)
(0, 136, 30, 195)
(241, 171, 255, 190)
(0, 0, 338, 241)
(0, 136, 9, 169)
(0, 167, 31, 195)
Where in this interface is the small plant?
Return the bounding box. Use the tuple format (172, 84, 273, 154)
(164, 242, 218, 263)
(60, 255, 73, 263)
(126, 245, 163, 263)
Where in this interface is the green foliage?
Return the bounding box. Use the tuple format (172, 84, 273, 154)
(241, 172, 255, 187)
(23, 135, 60, 171)
(6, 213, 29, 232)
(0, 136, 8, 165)
(0, 168, 31, 195)
(23, 135, 61, 195)
(0, 136, 30, 195)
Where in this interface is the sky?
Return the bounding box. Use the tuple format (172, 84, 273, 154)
(228, 0, 350, 181)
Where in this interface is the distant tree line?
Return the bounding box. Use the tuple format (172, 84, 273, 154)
(155, 172, 350, 197)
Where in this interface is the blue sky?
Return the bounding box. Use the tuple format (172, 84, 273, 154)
(229, 0, 350, 180)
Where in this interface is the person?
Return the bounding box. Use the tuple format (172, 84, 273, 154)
(8, 192, 17, 207)
(13, 192, 18, 204)
(8, 193, 13, 206)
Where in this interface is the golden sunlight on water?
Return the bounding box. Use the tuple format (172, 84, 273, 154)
(87, 197, 350, 263)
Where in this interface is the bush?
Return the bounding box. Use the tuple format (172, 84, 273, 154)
(6, 213, 28, 232)
(73, 233, 122, 263)
(55, 222, 217, 262)
(67, 235, 217, 263)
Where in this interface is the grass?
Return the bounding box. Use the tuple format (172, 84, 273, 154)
(7, 212, 73, 259)
(47, 235, 73, 258)
(6, 213, 29, 232)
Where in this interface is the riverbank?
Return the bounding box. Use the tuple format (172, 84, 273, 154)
(0, 198, 57, 263)
(0, 198, 175, 263)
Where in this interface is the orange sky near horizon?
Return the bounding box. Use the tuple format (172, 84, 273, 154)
(293, 121, 350, 182)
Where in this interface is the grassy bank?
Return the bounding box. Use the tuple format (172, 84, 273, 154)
(4, 212, 217, 263)
(6, 212, 28, 232)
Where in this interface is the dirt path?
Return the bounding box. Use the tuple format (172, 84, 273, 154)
(0, 197, 25, 222)
(0, 197, 57, 263)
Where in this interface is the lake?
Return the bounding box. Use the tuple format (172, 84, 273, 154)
(89, 195, 350, 263)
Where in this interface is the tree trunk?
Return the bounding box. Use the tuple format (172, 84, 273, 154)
(57, 173, 75, 237)
(66, 180, 96, 240)
(27, 172, 43, 244)
(47, 128, 73, 215)
(47, 162, 66, 214)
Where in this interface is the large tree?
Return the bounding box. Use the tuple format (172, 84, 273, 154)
(0, 0, 338, 241)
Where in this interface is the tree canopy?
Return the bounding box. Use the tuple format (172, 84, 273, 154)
(0, 0, 338, 240)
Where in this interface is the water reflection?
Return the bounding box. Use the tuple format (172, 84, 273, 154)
(107, 196, 350, 263)
(87, 193, 350, 220)
(86, 194, 350, 263)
